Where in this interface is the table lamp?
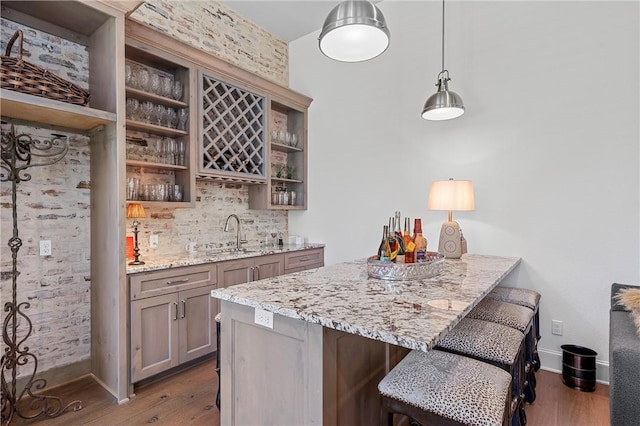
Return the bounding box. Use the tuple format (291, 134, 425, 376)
(427, 179, 475, 259)
(127, 203, 146, 265)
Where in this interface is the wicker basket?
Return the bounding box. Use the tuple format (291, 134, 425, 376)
(1, 30, 90, 106)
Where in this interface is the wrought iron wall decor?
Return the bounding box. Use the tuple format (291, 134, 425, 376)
(1, 123, 82, 424)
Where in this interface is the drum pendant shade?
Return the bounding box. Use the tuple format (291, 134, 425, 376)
(319, 1, 390, 62)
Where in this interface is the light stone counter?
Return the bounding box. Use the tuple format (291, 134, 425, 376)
(126, 243, 324, 274)
(211, 254, 521, 352)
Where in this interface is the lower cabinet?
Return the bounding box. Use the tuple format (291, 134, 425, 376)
(129, 265, 217, 383)
(284, 248, 324, 274)
(218, 253, 284, 287)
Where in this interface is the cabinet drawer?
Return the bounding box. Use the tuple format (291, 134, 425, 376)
(284, 248, 324, 272)
(130, 264, 217, 300)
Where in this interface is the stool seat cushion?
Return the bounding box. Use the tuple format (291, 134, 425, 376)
(487, 287, 540, 310)
(378, 349, 511, 426)
(437, 318, 524, 366)
(467, 299, 534, 333)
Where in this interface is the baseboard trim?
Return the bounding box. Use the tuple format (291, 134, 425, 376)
(538, 348, 609, 385)
(15, 358, 92, 393)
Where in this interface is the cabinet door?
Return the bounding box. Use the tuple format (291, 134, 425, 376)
(254, 254, 284, 281)
(218, 258, 255, 287)
(131, 293, 179, 383)
(179, 285, 217, 363)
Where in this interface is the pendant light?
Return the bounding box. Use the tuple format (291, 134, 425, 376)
(319, 1, 390, 63)
(422, 0, 465, 120)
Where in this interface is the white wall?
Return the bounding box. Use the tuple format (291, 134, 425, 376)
(288, 0, 639, 375)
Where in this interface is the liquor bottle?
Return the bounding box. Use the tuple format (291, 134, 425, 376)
(388, 217, 398, 253)
(394, 211, 405, 263)
(378, 225, 392, 262)
(414, 218, 427, 263)
(404, 217, 415, 263)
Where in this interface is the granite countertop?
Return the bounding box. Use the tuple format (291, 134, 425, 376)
(126, 243, 325, 274)
(211, 254, 521, 352)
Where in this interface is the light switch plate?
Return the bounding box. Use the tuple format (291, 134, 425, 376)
(254, 308, 273, 329)
(149, 234, 158, 249)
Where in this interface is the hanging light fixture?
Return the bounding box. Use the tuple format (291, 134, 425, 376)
(422, 0, 465, 120)
(318, 0, 390, 63)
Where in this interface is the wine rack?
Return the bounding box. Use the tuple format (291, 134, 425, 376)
(198, 71, 266, 183)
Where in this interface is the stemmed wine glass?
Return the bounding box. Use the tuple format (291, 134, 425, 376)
(161, 76, 173, 98)
(141, 101, 153, 124)
(138, 67, 150, 92)
(177, 109, 189, 131)
(177, 140, 186, 166)
(269, 229, 278, 248)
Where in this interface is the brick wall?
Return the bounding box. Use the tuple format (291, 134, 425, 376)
(129, 0, 288, 86)
(1, 0, 289, 379)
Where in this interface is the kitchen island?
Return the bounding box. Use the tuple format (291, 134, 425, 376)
(211, 254, 521, 425)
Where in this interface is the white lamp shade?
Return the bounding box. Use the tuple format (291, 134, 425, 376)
(318, 1, 390, 62)
(427, 180, 475, 211)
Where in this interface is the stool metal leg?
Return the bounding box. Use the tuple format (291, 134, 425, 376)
(216, 318, 221, 410)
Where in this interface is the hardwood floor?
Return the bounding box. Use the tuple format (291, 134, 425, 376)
(9, 361, 609, 425)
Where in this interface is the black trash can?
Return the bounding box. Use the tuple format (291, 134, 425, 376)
(561, 344, 597, 392)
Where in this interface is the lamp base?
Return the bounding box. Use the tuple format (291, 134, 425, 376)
(128, 260, 145, 266)
(438, 221, 465, 259)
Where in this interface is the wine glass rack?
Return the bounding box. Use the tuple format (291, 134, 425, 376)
(199, 72, 266, 182)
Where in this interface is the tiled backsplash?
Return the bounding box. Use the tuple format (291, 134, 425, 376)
(132, 182, 287, 258)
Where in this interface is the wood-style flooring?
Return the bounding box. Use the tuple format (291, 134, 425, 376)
(9, 360, 610, 426)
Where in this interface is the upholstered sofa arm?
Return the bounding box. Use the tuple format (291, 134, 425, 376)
(609, 283, 640, 426)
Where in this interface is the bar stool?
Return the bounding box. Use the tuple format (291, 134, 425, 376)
(466, 298, 537, 403)
(215, 312, 221, 410)
(486, 287, 541, 371)
(378, 349, 512, 426)
(436, 318, 527, 426)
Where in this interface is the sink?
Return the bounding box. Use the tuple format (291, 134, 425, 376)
(206, 247, 262, 256)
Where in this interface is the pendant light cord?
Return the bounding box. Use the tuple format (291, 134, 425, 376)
(441, 0, 445, 73)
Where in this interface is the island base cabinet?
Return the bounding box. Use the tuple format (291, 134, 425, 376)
(220, 301, 323, 425)
(219, 301, 401, 425)
(131, 284, 216, 383)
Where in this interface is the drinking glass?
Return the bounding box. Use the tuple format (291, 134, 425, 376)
(172, 80, 183, 101)
(154, 104, 165, 126)
(269, 229, 278, 248)
(141, 101, 154, 123)
(126, 98, 139, 120)
(167, 139, 177, 165)
(271, 129, 278, 143)
(161, 76, 173, 98)
(173, 184, 183, 202)
(177, 109, 189, 131)
(278, 130, 286, 144)
(290, 134, 298, 147)
(165, 108, 178, 129)
(177, 140, 186, 166)
(149, 72, 161, 95)
(156, 138, 166, 164)
(138, 67, 150, 92)
(125, 63, 133, 87)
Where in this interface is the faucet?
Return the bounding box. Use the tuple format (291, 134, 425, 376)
(224, 214, 247, 251)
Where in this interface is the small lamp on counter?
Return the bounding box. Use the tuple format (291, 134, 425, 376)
(427, 178, 475, 259)
(127, 203, 146, 265)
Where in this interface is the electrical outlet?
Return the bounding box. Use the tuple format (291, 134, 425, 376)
(39, 240, 52, 256)
(552, 320, 563, 336)
(254, 308, 273, 329)
(149, 234, 159, 249)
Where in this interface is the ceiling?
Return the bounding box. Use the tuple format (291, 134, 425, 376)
(220, 1, 342, 42)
